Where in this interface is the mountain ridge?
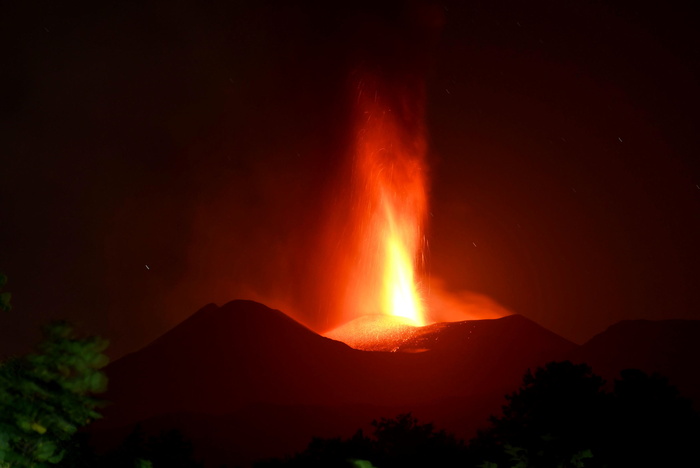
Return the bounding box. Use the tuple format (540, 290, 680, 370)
(94, 300, 700, 467)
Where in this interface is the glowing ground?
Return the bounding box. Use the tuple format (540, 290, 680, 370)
(324, 314, 437, 352)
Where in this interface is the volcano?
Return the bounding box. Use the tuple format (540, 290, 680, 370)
(94, 301, 700, 467)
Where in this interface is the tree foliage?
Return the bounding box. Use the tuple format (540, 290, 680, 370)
(98, 425, 203, 468)
(0, 321, 108, 467)
(255, 413, 465, 468)
(607, 368, 700, 467)
(472, 361, 700, 468)
(473, 361, 607, 467)
(369, 413, 464, 468)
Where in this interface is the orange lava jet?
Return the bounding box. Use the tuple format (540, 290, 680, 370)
(328, 74, 430, 337)
(321, 71, 512, 350)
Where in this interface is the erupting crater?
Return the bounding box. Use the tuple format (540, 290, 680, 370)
(327, 71, 431, 342)
(324, 314, 460, 352)
(325, 314, 420, 352)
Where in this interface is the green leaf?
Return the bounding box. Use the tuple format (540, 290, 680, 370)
(571, 449, 593, 468)
(31, 422, 47, 434)
(34, 440, 58, 461)
(350, 460, 378, 468)
(47, 449, 65, 464)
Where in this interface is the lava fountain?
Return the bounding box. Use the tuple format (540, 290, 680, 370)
(354, 87, 428, 326)
(324, 72, 430, 349)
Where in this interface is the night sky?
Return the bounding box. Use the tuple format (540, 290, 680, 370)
(2, 0, 699, 360)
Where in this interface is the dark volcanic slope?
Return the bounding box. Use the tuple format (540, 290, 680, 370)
(100, 301, 574, 430)
(96, 302, 700, 466)
(103, 301, 355, 426)
(400, 314, 575, 358)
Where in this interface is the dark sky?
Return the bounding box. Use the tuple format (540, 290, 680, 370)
(2, 0, 699, 359)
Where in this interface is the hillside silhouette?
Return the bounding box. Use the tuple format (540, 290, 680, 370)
(92, 300, 699, 466)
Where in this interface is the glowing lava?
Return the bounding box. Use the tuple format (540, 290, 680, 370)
(382, 213, 424, 325)
(336, 74, 429, 329)
(325, 314, 420, 352)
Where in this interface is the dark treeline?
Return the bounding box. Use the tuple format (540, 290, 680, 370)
(60, 426, 204, 468)
(255, 361, 700, 468)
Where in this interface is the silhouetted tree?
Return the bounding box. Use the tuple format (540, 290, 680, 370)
(100, 426, 203, 468)
(370, 413, 464, 468)
(472, 361, 606, 467)
(145, 429, 202, 468)
(53, 432, 98, 468)
(606, 368, 700, 467)
(472, 361, 700, 467)
(256, 429, 372, 468)
(0, 321, 108, 467)
(255, 413, 464, 468)
(98, 424, 150, 468)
